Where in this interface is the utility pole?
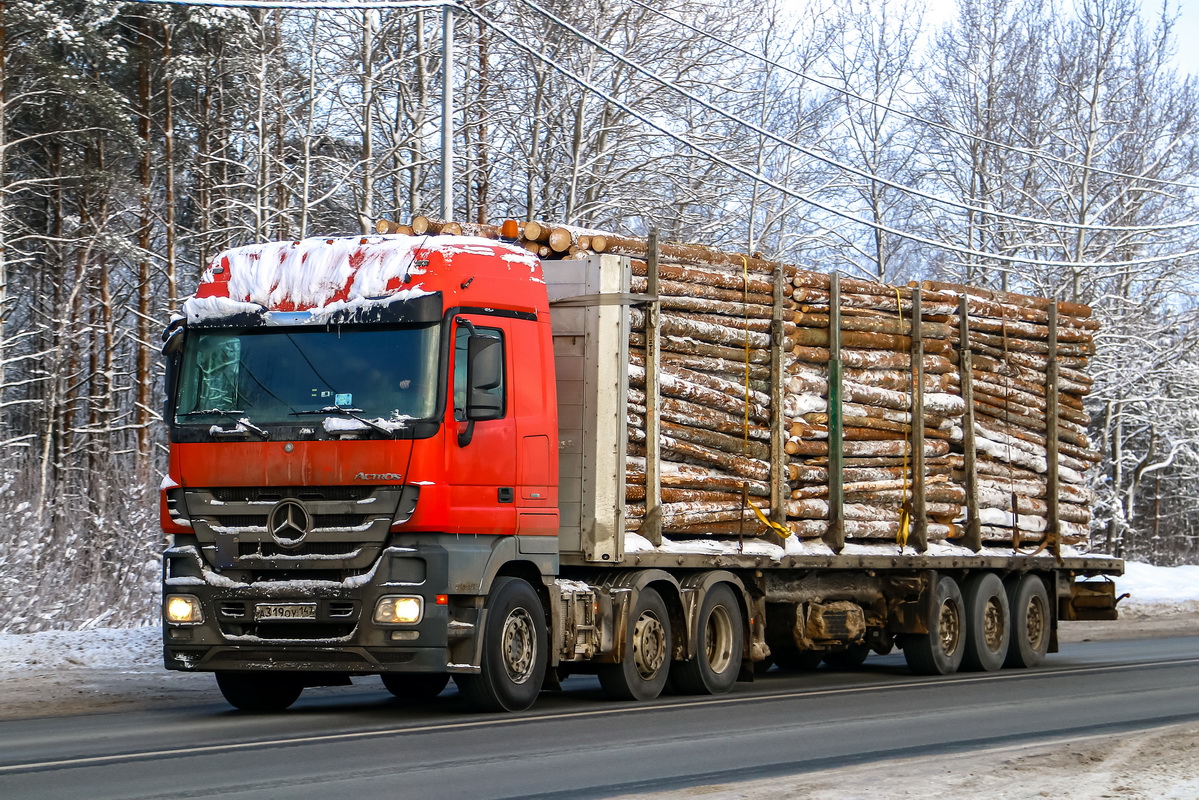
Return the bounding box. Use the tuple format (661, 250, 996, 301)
(441, 2, 454, 220)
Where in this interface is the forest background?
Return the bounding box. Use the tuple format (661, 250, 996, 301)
(1, 0, 1196, 633)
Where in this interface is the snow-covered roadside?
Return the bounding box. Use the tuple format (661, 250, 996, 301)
(621, 721, 1199, 800)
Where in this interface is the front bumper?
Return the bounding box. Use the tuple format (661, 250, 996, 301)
(162, 541, 473, 674)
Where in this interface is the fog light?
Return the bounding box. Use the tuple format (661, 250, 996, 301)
(165, 594, 203, 624)
(375, 595, 423, 624)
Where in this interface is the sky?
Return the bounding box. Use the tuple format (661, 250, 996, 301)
(1170, 0, 1199, 74)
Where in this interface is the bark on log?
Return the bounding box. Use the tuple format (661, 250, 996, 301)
(793, 311, 951, 340)
(631, 277, 775, 313)
(791, 345, 955, 373)
(603, 235, 796, 277)
(629, 389, 771, 441)
(629, 411, 771, 461)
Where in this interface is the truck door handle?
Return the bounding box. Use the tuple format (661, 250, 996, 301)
(498, 488, 514, 503)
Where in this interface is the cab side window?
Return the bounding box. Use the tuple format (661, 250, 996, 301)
(454, 326, 504, 421)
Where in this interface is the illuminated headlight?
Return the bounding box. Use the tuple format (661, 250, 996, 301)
(165, 594, 204, 624)
(374, 595, 423, 624)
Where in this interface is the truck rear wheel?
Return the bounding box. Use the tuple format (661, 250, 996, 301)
(1005, 574, 1051, 668)
(215, 672, 303, 712)
(455, 577, 547, 712)
(901, 575, 965, 675)
(671, 584, 743, 695)
(961, 573, 1011, 672)
(381, 672, 450, 701)
(599, 587, 672, 701)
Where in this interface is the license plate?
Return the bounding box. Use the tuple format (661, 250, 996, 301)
(254, 603, 317, 621)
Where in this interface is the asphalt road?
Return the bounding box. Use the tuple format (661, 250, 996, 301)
(2, 636, 1197, 800)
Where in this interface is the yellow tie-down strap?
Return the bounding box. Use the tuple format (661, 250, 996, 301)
(749, 499, 792, 539)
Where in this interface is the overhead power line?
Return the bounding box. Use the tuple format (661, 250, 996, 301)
(628, 0, 1199, 193)
(518, 0, 1199, 235)
(131, 0, 446, 10)
(464, 4, 1199, 271)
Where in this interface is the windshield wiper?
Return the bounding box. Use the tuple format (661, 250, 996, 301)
(181, 409, 270, 440)
(290, 407, 395, 437)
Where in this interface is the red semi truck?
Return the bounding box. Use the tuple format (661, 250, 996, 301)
(160, 230, 1122, 712)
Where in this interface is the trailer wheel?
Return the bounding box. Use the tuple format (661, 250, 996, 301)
(599, 587, 672, 701)
(215, 672, 303, 712)
(671, 584, 743, 695)
(961, 573, 1011, 672)
(1005, 574, 1051, 669)
(823, 642, 870, 669)
(901, 575, 965, 675)
(381, 673, 450, 701)
(455, 577, 547, 712)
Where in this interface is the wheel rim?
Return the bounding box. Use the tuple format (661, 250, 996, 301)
(704, 605, 734, 674)
(938, 599, 961, 656)
(1025, 594, 1046, 651)
(982, 596, 1006, 653)
(500, 608, 536, 684)
(632, 611, 667, 680)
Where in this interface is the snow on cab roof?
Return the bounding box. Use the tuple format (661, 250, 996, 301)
(184, 234, 539, 323)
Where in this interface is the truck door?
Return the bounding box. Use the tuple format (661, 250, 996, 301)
(445, 316, 518, 535)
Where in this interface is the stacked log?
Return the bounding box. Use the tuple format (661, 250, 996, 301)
(933, 281, 1100, 551)
(377, 216, 1098, 554)
(624, 252, 789, 537)
(781, 275, 966, 544)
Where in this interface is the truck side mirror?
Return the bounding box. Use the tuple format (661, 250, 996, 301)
(465, 335, 503, 421)
(458, 334, 504, 448)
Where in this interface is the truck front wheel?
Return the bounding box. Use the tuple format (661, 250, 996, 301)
(901, 575, 965, 675)
(455, 577, 547, 712)
(599, 587, 672, 701)
(671, 584, 743, 695)
(215, 672, 303, 712)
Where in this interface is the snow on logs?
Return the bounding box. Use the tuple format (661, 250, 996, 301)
(378, 217, 1098, 554)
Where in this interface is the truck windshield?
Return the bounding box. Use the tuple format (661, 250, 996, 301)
(174, 324, 440, 426)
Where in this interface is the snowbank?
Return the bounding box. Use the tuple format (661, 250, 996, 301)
(0, 625, 161, 672)
(0, 561, 1192, 673)
(1115, 561, 1199, 604)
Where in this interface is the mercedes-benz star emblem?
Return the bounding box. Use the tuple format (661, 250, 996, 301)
(268, 499, 312, 549)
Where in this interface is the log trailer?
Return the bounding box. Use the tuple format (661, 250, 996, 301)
(160, 227, 1122, 712)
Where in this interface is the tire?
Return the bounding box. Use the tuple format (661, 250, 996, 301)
(901, 575, 965, 676)
(822, 642, 870, 669)
(455, 577, 547, 712)
(961, 573, 1011, 672)
(215, 672, 303, 712)
(381, 672, 450, 701)
(598, 587, 672, 701)
(1005, 574, 1051, 669)
(670, 584, 744, 695)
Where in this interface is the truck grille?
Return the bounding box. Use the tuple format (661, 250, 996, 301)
(238, 541, 364, 559)
(211, 486, 373, 503)
(184, 485, 411, 574)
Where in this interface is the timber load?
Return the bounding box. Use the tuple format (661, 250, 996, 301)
(379, 216, 1098, 556)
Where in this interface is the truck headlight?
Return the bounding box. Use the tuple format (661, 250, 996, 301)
(374, 595, 423, 624)
(165, 594, 204, 624)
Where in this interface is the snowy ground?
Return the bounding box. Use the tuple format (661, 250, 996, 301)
(0, 562, 1196, 797)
